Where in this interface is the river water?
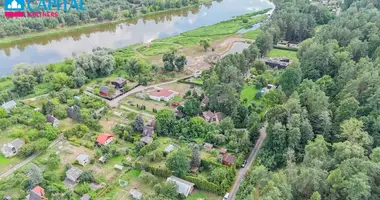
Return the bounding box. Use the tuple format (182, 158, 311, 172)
(0, 0, 274, 76)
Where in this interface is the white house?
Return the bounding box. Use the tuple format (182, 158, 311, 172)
(166, 176, 195, 197)
(76, 154, 90, 166)
(149, 89, 175, 102)
(1, 100, 16, 113)
(1, 138, 24, 158)
(130, 189, 142, 200)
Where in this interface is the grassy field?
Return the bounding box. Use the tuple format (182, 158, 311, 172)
(158, 9, 270, 46)
(137, 43, 181, 56)
(240, 83, 260, 106)
(242, 29, 262, 40)
(268, 49, 298, 62)
(0, 78, 13, 91)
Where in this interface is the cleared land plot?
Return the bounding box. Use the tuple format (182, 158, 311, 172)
(268, 49, 298, 62)
(137, 43, 182, 56)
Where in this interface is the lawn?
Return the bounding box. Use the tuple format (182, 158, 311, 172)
(120, 169, 141, 180)
(240, 83, 260, 106)
(0, 77, 13, 91)
(242, 29, 262, 40)
(0, 155, 22, 174)
(267, 49, 298, 62)
(186, 190, 221, 200)
(137, 43, 181, 56)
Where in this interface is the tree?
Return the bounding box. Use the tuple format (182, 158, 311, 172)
(30, 111, 46, 129)
(190, 144, 201, 168)
(175, 55, 187, 71)
(153, 181, 178, 198)
(132, 115, 144, 133)
(166, 150, 189, 177)
(47, 153, 60, 170)
(138, 171, 158, 186)
(43, 100, 55, 115)
(52, 72, 73, 91)
(256, 31, 273, 56)
(72, 105, 81, 121)
(183, 98, 201, 117)
(254, 60, 267, 74)
(309, 191, 321, 200)
(339, 118, 373, 148)
(200, 38, 210, 51)
(27, 163, 43, 188)
(0, 108, 6, 118)
(334, 97, 359, 123)
(79, 171, 95, 183)
(12, 73, 37, 96)
(155, 109, 175, 136)
(72, 67, 88, 87)
(278, 64, 302, 96)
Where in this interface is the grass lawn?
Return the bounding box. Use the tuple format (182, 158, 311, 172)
(171, 95, 183, 102)
(0, 155, 22, 174)
(0, 78, 13, 91)
(240, 83, 260, 106)
(120, 169, 141, 180)
(268, 49, 298, 62)
(242, 29, 262, 40)
(187, 189, 221, 200)
(137, 43, 181, 56)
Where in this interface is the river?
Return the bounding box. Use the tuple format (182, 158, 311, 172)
(0, 0, 274, 76)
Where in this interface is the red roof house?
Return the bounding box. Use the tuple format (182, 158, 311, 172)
(26, 185, 47, 200)
(96, 133, 114, 146)
(222, 154, 236, 167)
(149, 89, 175, 102)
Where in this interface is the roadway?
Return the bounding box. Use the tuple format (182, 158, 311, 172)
(228, 122, 268, 200)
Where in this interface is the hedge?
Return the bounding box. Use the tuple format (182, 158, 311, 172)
(273, 45, 299, 52)
(201, 159, 223, 170)
(178, 80, 203, 86)
(184, 176, 224, 195)
(134, 162, 172, 177)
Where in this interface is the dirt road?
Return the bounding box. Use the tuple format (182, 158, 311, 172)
(228, 122, 268, 200)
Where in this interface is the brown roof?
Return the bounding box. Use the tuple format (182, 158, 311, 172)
(222, 154, 236, 164)
(201, 96, 209, 105)
(151, 89, 174, 97)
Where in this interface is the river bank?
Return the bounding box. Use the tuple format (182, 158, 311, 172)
(0, 0, 215, 45)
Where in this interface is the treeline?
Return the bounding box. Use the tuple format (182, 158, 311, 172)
(255, 0, 334, 56)
(237, 0, 380, 199)
(0, 0, 210, 38)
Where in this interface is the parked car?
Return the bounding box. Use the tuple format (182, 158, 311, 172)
(223, 193, 230, 200)
(241, 160, 247, 168)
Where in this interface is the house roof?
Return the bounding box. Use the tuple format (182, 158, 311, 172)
(219, 148, 227, 154)
(80, 194, 91, 200)
(164, 144, 176, 153)
(66, 167, 83, 181)
(204, 143, 213, 149)
(46, 115, 57, 123)
(1, 100, 16, 110)
(29, 185, 45, 200)
(130, 189, 142, 199)
(142, 126, 154, 137)
(222, 154, 236, 164)
(201, 96, 209, 105)
(112, 77, 127, 85)
(76, 154, 89, 162)
(141, 136, 153, 144)
(150, 89, 174, 97)
(96, 133, 113, 145)
(147, 119, 155, 127)
(10, 138, 24, 149)
(167, 176, 194, 196)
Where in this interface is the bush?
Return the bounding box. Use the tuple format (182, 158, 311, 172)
(184, 176, 224, 195)
(242, 18, 248, 23)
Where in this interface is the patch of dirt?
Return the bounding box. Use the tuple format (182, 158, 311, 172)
(60, 143, 95, 165)
(161, 83, 193, 94)
(99, 117, 120, 133)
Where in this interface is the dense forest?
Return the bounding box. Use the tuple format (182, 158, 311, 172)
(236, 0, 380, 199)
(0, 0, 210, 38)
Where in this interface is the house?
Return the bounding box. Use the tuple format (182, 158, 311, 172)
(96, 133, 114, 146)
(46, 115, 59, 128)
(141, 136, 153, 144)
(129, 189, 143, 200)
(149, 89, 175, 102)
(164, 144, 176, 153)
(202, 111, 223, 123)
(111, 77, 127, 88)
(25, 185, 47, 200)
(261, 57, 290, 69)
(99, 156, 107, 163)
(222, 154, 236, 167)
(142, 125, 154, 137)
(147, 119, 155, 128)
(219, 147, 227, 154)
(166, 176, 194, 197)
(114, 164, 123, 170)
(100, 86, 109, 97)
(67, 106, 74, 118)
(1, 100, 16, 113)
(80, 194, 90, 200)
(201, 96, 209, 107)
(203, 143, 213, 151)
(1, 138, 24, 158)
(76, 154, 90, 166)
(64, 167, 83, 186)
